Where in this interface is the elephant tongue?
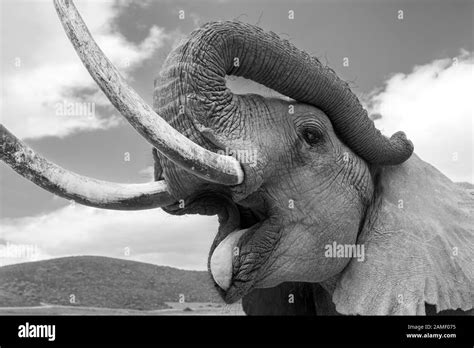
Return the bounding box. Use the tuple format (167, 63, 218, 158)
(210, 229, 248, 290)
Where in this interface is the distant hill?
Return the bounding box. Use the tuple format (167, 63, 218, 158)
(0, 256, 221, 310)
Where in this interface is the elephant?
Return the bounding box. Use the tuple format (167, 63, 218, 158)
(1, 0, 472, 315)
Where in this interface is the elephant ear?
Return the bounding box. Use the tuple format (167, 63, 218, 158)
(332, 154, 474, 315)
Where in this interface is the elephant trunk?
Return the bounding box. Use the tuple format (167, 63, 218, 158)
(156, 21, 413, 166)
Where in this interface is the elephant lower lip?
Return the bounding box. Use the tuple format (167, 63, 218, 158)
(202, 196, 273, 303)
(210, 226, 259, 302)
(209, 228, 249, 290)
(209, 217, 277, 303)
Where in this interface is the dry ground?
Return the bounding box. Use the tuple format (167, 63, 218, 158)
(0, 301, 244, 315)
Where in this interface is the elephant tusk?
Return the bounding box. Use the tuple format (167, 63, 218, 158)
(1, 124, 176, 210)
(53, 0, 244, 186)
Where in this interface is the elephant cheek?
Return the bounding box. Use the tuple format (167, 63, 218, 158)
(253, 239, 355, 287)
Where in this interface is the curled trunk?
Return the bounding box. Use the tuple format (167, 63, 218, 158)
(156, 21, 413, 166)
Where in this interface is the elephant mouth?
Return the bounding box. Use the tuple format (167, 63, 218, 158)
(165, 191, 278, 303)
(207, 202, 279, 303)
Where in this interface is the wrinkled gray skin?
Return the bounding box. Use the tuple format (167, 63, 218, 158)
(153, 22, 473, 315)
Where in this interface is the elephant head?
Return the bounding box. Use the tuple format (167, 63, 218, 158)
(1, 0, 472, 315)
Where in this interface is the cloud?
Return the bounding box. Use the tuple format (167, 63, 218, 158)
(364, 50, 473, 183)
(1, 0, 170, 139)
(0, 204, 218, 270)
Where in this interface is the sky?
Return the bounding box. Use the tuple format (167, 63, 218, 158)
(0, 0, 473, 269)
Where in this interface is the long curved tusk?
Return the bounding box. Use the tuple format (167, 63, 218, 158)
(53, 0, 244, 186)
(1, 125, 175, 210)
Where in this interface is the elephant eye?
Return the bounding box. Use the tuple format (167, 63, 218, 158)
(301, 128, 322, 146)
